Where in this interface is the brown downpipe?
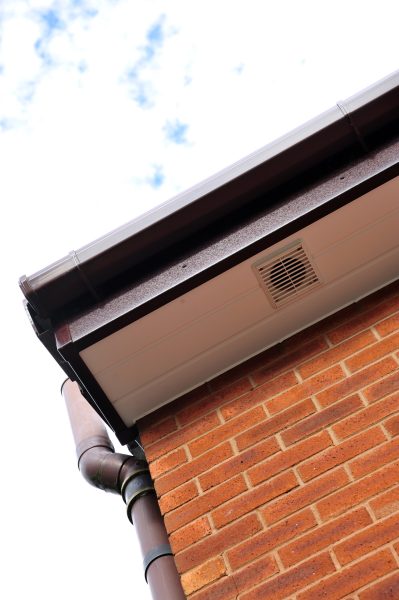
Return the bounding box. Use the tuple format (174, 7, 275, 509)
(62, 379, 186, 600)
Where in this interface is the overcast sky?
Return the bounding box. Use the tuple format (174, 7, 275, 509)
(2, 1, 399, 599)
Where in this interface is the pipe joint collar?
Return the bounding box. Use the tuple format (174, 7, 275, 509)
(123, 471, 155, 524)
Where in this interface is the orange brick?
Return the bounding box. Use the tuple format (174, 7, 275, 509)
(262, 467, 349, 524)
(363, 371, 399, 403)
(177, 378, 252, 426)
(145, 411, 221, 461)
(358, 572, 399, 600)
(156, 442, 233, 495)
(236, 398, 315, 451)
(249, 430, 332, 486)
(251, 337, 329, 385)
(140, 416, 177, 445)
(317, 460, 399, 521)
(279, 507, 371, 568)
(199, 437, 279, 491)
(299, 331, 376, 379)
(375, 312, 399, 336)
(282, 395, 363, 446)
(345, 331, 399, 372)
(158, 480, 198, 514)
(169, 516, 211, 553)
(165, 475, 247, 533)
(370, 485, 399, 519)
(175, 513, 262, 572)
(297, 549, 396, 600)
(189, 575, 236, 600)
(150, 447, 187, 478)
(212, 470, 298, 529)
(317, 357, 397, 407)
(332, 392, 399, 439)
(227, 508, 316, 570)
(181, 556, 226, 596)
(191, 555, 278, 600)
(298, 427, 385, 482)
(334, 512, 399, 565)
(189, 406, 265, 457)
(221, 371, 298, 420)
(228, 555, 278, 595)
(267, 365, 344, 414)
(327, 294, 399, 344)
(240, 552, 335, 600)
(385, 415, 399, 437)
(350, 437, 399, 479)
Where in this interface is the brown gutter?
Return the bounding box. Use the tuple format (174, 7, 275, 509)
(62, 379, 186, 600)
(20, 70, 399, 322)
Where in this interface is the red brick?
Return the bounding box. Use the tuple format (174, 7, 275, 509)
(212, 470, 298, 529)
(334, 512, 399, 565)
(358, 572, 399, 600)
(169, 516, 212, 553)
(345, 331, 399, 372)
(317, 357, 397, 407)
(150, 447, 187, 478)
(363, 371, 399, 403)
(299, 331, 376, 378)
(251, 337, 329, 385)
(145, 411, 221, 461)
(139, 383, 208, 427)
(375, 312, 399, 336)
(327, 294, 399, 344)
(332, 392, 399, 439)
(165, 475, 247, 533)
(350, 437, 399, 479)
(182, 556, 226, 596)
(177, 378, 252, 426)
(140, 416, 177, 445)
(317, 460, 399, 521)
(189, 576, 236, 600)
(191, 555, 278, 600)
(156, 442, 233, 495)
(370, 485, 399, 519)
(227, 508, 316, 570)
(279, 507, 371, 567)
(175, 513, 262, 572)
(262, 467, 349, 524)
(236, 398, 315, 450)
(221, 371, 297, 420)
(229, 555, 278, 594)
(249, 430, 332, 486)
(240, 552, 335, 600)
(267, 365, 344, 414)
(297, 549, 396, 600)
(158, 480, 198, 514)
(385, 415, 399, 437)
(199, 437, 279, 491)
(282, 395, 363, 446)
(298, 427, 385, 482)
(189, 406, 265, 457)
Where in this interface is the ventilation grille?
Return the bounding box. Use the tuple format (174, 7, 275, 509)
(254, 242, 321, 308)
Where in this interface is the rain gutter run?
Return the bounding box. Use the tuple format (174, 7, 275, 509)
(20, 71, 399, 324)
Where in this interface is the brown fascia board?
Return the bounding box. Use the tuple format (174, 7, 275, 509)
(20, 70, 399, 325)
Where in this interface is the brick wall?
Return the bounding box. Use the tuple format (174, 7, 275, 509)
(138, 280, 399, 599)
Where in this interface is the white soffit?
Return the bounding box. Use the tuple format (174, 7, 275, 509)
(80, 177, 399, 426)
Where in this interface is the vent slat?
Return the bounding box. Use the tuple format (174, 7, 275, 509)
(253, 242, 321, 309)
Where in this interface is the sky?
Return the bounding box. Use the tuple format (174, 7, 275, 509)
(1, 1, 399, 599)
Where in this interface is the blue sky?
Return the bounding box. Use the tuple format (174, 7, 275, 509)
(1, 2, 399, 599)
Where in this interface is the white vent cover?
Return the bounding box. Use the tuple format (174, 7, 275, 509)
(253, 241, 321, 308)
